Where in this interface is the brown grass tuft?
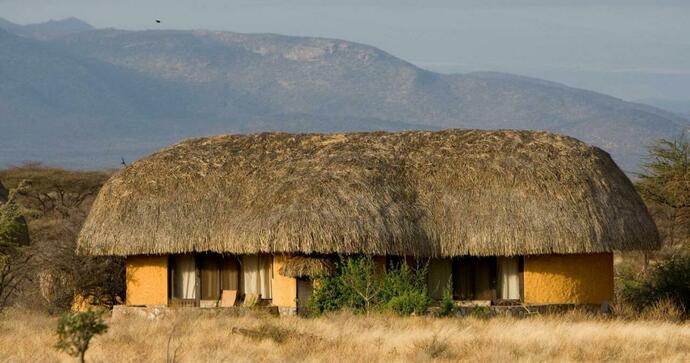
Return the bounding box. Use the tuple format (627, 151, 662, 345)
(642, 298, 686, 322)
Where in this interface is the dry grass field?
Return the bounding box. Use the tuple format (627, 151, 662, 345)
(1, 309, 688, 363)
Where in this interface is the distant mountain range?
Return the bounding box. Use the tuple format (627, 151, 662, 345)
(1, 18, 688, 172)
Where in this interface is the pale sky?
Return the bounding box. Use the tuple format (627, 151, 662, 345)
(2, 0, 690, 109)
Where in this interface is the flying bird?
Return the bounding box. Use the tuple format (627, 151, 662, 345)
(155, 19, 161, 23)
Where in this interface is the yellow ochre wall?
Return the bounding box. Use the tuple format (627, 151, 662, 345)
(126, 255, 168, 305)
(272, 255, 297, 308)
(524, 253, 613, 304)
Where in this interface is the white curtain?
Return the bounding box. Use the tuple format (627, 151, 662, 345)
(498, 257, 520, 300)
(242, 255, 259, 295)
(242, 255, 272, 299)
(259, 255, 272, 299)
(174, 255, 196, 299)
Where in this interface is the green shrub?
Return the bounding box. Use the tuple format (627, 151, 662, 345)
(618, 255, 690, 315)
(386, 290, 430, 316)
(55, 310, 108, 363)
(381, 261, 429, 315)
(309, 256, 381, 314)
(338, 256, 382, 312)
(438, 279, 455, 317)
(308, 272, 348, 314)
(381, 261, 426, 301)
(309, 256, 432, 316)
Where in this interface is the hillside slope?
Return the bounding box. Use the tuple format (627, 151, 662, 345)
(1, 19, 687, 171)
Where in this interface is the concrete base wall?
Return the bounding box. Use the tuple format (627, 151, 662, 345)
(523, 253, 613, 304)
(126, 255, 168, 306)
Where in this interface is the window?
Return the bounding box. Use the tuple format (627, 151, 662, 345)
(451, 256, 523, 302)
(170, 254, 196, 300)
(221, 257, 240, 291)
(497, 256, 521, 300)
(452, 257, 496, 300)
(169, 253, 272, 305)
(241, 255, 272, 299)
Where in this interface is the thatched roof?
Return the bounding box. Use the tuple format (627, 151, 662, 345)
(78, 129, 659, 257)
(279, 256, 335, 278)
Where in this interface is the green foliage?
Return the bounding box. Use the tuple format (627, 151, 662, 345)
(338, 256, 383, 312)
(308, 272, 348, 314)
(385, 290, 430, 316)
(381, 260, 430, 315)
(309, 256, 380, 314)
(438, 279, 455, 317)
(618, 255, 690, 314)
(0, 181, 31, 311)
(636, 137, 690, 252)
(381, 261, 427, 301)
(0, 181, 28, 251)
(55, 310, 108, 363)
(309, 256, 431, 316)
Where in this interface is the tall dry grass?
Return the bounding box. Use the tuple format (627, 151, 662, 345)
(1, 308, 688, 362)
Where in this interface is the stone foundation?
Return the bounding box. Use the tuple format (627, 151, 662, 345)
(436, 303, 610, 318)
(111, 304, 283, 320)
(112, 305, 171, 320)
(278, 306, 298, 316)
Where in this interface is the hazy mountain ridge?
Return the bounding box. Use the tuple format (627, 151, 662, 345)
(0, 18, 688, 171)
(0, 17, 92, 40)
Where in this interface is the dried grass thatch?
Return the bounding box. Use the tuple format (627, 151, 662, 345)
(279, 256, 335, 278)
(78, 129, 659, 257)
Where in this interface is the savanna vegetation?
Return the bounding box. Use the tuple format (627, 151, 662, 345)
(0, 135, 689, 362)
(616, 137, 690, 315)
(1, 308, 689, 362)
(0, 164, 123, 313)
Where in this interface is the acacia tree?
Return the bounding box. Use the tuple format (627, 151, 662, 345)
(0, 165, 124, 311)
(636, 136, 690, 262)
(0, 181, 31, 310)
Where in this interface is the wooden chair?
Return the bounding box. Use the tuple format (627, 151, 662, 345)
(220, 290, 238, 307)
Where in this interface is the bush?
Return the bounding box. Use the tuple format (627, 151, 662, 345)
(309, 256, 379, 314)
(308, 272, 348, 315)
(309, 256, 431, 316)
(438, 279, 455, 317)
(55, 310, 108, 363)
(381, 261, 426, 301)
(386, 290, 430, 316)
(618, 255, 690, 316)
(338, 256, 382, 312)
(381, 261, 429, 315)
